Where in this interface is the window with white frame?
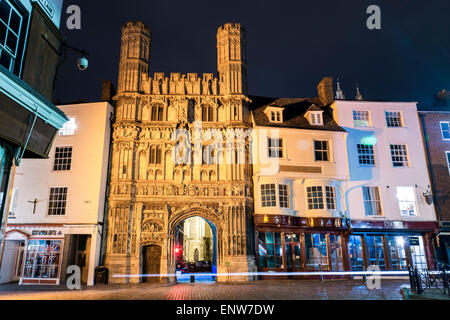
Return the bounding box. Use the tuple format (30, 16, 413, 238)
(48, 187, 68, 216)
(357, 144, 375, 166)
(353, 110, 370, 127)
(59, 118, 76, 136)
(261, 184, 276, 207)
(53, 146, 72, 171)
(362, 186, 382, 216)
(441, 122, 450, 140)
(390, 144, 409, 167)
(279, 184, 289, 208)
(306, 186, 322, 210)
(314, 140, 329, 161)
(307, 186, 336, 211)
(270, 111, 282, 123)
(396, 186, 417, 216)
(0, 0, 23, 74)
(446, 151, 450, 175)
(309, 112, 323, 125)
(268, 138, 283, 158)
(325, 186, 336, 210)
(385, 111, 403, 128)
(8, 188, 18, 218)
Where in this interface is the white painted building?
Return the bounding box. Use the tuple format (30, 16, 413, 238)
(250, 92, 351, 274)
(330, 99, 438, 271)
(0, 102, 113, 285)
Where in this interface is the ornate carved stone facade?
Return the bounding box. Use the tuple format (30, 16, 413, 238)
(104, 21, 256, 283)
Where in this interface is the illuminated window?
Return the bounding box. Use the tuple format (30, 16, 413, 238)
(0, 0, 23, 74)
(353, 110, 370, 127)
(357, 144, 375, 166)
(396, 186, 417, 216)
(385, 111, 403, 127)
(305, 233, 329, 271)
(441, 122, 450, 140)
(390, 144, 409, 167)
(59, 118, 76, 136)
(48, 187, 68, 216)
(8, 188, 18, 218)
(365, 235, 386, 270)
(258, 232, 283, 269)
(268, 138, 283, 158)
(23, 240, 62, 279)
(362, 186, 382, 216)
(314, 140, 329, 161)
(348, 235, 364, 271)
(261, 184, 276, 207)
(279, 184, 289, 208)
(53, 146, 72, 171)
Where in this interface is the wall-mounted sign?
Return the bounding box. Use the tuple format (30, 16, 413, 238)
(409, 236, 420, 246)
(33, 0, 63, 29)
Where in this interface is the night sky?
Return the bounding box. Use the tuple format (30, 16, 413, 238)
(55, 0, 450, 107)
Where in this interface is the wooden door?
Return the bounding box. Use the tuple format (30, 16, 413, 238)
(143, 245, 161, 282)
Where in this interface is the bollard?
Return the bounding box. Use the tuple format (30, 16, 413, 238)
(190, 274, 195, 283)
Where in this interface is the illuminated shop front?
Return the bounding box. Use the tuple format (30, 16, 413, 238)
(348, 220, 438, 271)
(255, 215, 350, 277)
(22, 239, 63, 284)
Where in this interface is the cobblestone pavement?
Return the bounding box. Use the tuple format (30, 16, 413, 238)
(0, 279, 410, 300)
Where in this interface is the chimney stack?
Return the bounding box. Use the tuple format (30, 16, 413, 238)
(317, 77, 334, 106)
(101, 80, 116, 103)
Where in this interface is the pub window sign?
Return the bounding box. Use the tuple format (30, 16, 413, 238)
(409, 236, 420, 246)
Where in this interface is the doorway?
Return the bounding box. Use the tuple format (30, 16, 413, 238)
(12, 241, 25, 281)
(285, 234, 302, 273)
(142, 245, 162, 282)
(174, 216, 217, 282)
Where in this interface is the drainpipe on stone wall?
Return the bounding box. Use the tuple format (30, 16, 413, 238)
(99, 110, 115, 267)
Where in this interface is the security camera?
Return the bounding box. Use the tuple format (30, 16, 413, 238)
(77, 56, 89, 71)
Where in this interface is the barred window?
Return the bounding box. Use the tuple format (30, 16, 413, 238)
(362, 187, 382, 216)
(48, 187, 68, 216)
(279, 184, 289, 208)
(53, 147, 72, 171)
(390, 144, 409, 167)
(385, 111, 403, 127)
(325, 186, 336, 210)
(314, 140, 329, 161)
(268, 138, 283, 158)
(353, 110, 370, 127)
(357, 144, 375, 166)
(307, 186, 324, 210)
(261, 184, 276, 207)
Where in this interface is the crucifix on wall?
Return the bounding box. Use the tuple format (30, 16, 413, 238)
(28, 198, 39, 214)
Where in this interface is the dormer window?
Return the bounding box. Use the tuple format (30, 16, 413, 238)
(270, 111, 281, 122)
(305, 105, 324, 126)
(308, 111, 323, 125)
(265, 107, 284, 123)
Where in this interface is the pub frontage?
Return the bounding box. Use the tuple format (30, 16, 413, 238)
(255, 214, 351, 279)
(348, 220, 439, 272)
(255, 215, 439, 277)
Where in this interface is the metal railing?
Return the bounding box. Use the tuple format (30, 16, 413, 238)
(408, 265, 450, 297)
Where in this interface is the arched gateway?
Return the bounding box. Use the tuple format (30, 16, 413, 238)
(103, 21, 256, 284)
